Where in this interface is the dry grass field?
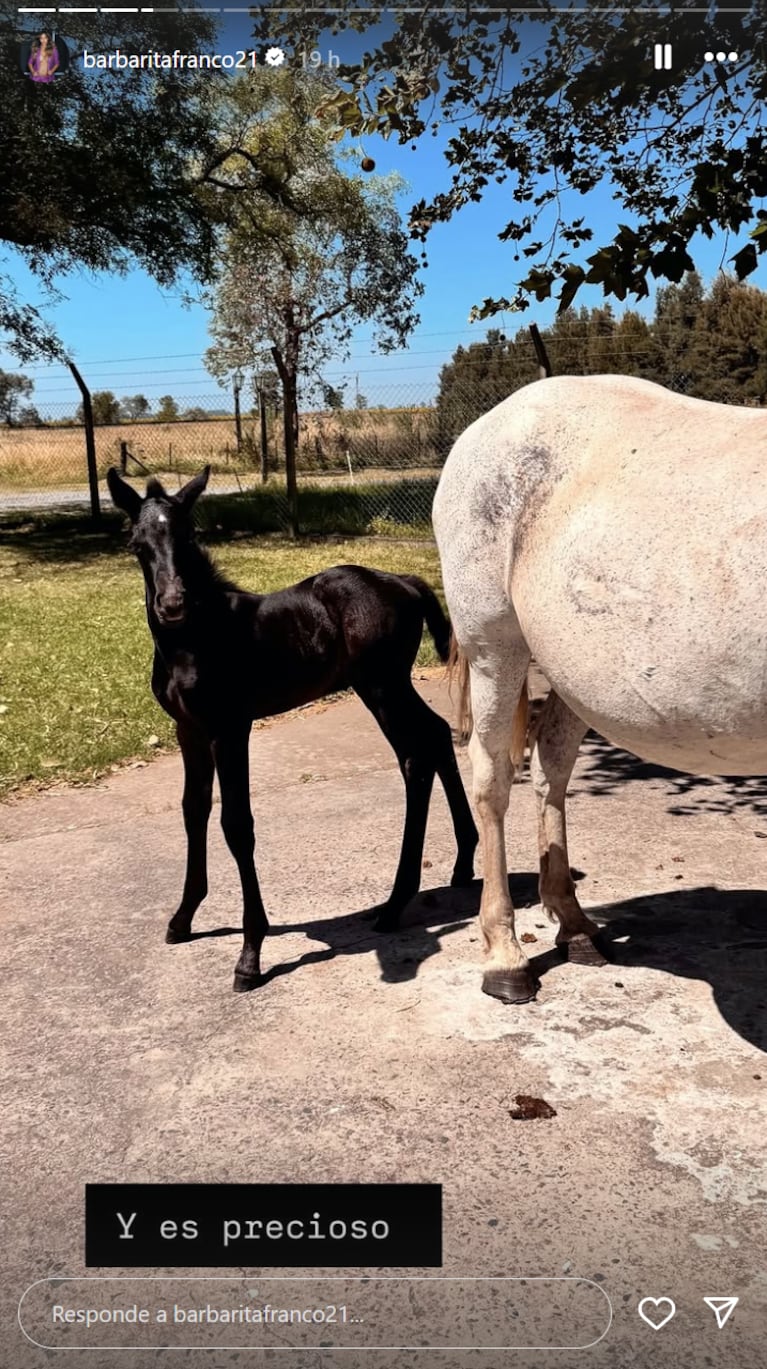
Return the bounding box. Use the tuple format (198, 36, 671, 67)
(0, 407, 440, 491)
(0, 416, 249, 490)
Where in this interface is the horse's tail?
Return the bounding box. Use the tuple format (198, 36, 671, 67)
(404, 575, 452, 663)
(510, 678, 529, 772)
(447, 632, 473, 742)
(447, 633, 529, 772)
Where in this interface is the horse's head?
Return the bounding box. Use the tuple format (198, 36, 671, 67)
(107, 466, 210, 628)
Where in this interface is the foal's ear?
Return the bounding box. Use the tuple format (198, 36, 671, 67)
(176, 465, 210, 513)
(107, 467, 143, 523)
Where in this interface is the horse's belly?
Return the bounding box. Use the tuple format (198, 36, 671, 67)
(554, 690, 767, 777)
(516, 562, 767, 777)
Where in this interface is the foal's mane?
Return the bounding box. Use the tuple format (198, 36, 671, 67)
(191, 538, 241, 597)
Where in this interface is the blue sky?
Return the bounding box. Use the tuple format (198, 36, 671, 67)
(7, 10, 765, 415)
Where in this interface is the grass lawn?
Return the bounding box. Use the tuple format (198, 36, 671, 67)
(0, 525, 444, 799)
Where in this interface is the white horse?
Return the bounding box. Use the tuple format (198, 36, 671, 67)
(433, 374, 767, 1004)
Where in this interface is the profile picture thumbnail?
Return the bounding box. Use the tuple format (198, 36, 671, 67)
(20, 31, 69, 83)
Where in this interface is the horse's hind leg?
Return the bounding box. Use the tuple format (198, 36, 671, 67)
(530, 690, 607, 967)
(469, 642, 537, 1003)
(167, 722, 214, 944)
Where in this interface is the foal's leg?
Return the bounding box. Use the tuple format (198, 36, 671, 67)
(529, 690, 607, 966)
(167, 722, 214, 944)
(213, 729, 269, 993)
(469, 643, 537, 1003)
(430, 707, 479, 887)
(354, 678, 437, 931)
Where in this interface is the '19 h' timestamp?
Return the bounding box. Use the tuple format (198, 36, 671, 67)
(298, 47, 341, 70)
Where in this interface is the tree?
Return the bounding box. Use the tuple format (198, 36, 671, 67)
(322, 384, 345, 410)
(156, 395, 180, 422)
(435, 277, 767, 450)
(75, 391, 120, 426)
(355, 392, 369, 410)
(2, 9, 332, 363)
(182, 407, 210, 421)
(204, 69, 422, 533)
(17, 403, 41, 426)
(256, 6, 767, 315)
(121, 395, 151, 421)
(0, 8, 226, 360)
(0, 369, 33, 424)
(651, 272, 707, 394)
(694, 276, 767, 405)
(435, 327, 535, 451)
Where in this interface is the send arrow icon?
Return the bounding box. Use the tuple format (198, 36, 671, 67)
(703, 1297, 739, 1329)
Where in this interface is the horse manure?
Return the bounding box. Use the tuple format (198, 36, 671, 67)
(509, 1094, 557, 1121)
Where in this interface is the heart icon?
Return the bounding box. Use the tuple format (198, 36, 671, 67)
(638, 1297, 676, 1330)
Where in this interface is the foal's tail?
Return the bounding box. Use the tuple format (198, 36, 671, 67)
(404, 575, 452, 663)
(447, 633, 529, 770)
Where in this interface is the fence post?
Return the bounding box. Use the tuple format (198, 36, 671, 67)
(68, 361, 101, 522)
(233, 373, 243, 454)
(119, 440, 128, 474)
(258, 386, 269, 484)
(529, 323, 553, 379)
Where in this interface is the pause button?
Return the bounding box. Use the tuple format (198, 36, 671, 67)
(654, 43, 672, 69)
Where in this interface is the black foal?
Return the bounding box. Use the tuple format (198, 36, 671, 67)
(108, 465, 478, 992)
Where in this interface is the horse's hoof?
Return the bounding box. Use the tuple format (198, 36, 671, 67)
(233, 972, 262, 993)
(166, 926, 192, 944)
(482, 966, 539, 1004)
(565, 932, 610, 967)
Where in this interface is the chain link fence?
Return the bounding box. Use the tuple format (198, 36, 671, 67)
(0, 387, 445, 536)
(0, 335, 730, 533)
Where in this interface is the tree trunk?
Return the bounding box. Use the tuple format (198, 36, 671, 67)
(271, 340, 300, 537)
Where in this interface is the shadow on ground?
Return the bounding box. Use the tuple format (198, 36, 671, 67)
(569, 732, 767, 821)
(0, 515, 127, 564)
(188, 874, 767, 1054)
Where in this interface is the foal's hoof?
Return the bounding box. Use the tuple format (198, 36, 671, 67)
(564, 932, 610, 967)
(233, 972, 262, 993)
(482, 966, 539, 1004)
(365, 898, 407, 933)
(166, 926, 192, 944)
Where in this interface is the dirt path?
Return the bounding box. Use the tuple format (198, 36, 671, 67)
(2, 678, 766, 1368)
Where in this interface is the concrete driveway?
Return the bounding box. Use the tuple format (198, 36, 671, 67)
(2, 676, 766, 1369)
